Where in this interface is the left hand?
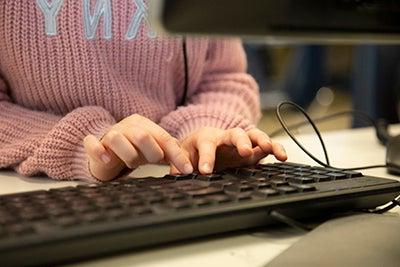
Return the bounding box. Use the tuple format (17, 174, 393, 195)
(171, 127, 287, 174)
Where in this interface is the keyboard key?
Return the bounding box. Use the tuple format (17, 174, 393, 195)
(7, 224, 35, 236)
(186, 187, 223, 197)
(53, 216, 81, 228)
(255, 171, 281, 178)
(310, 174, 331, 182)
(254, 188, 280, 198)
(252, 182, 271, 189)
(326, 172, 347, 180)
(276, 162, 311, 168)
(238, 168, 261, 176)
(119, 197, 143, 207)
(71, 203, 97, 213)
(19, 210, 48, 221)
(290, 184, 316, 192)
(169, 200, 192, 210)
(193, 198, 213, 207)
(235, 193, 253, 201)
(276, 186, 298, 194)
(0, 226, 6, 238)
(147, 195, 167, 204)
(274, 174, 295, 180)
(294, 171, 313, 177)
(81, 212, 105, 223)
(133, 206, 153, 215)
(270, 179, 289, 186)
(166, 174, 196, 181)
(107, 209, 131, 219)
(0, 212, 18, 224)
(166, 193, 187, 200)
(223, 168, 240, 175)
(287, 177, 315, 184)
(206, 194, 233, 203)
(225, 184, 255, 193)
(196, 174, 224, 182)
(343, 170, 363, 178)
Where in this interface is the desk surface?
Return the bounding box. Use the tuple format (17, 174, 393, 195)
(1, 126, 399, 267)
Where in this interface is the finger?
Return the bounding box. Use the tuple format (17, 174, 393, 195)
(170, 164, 179, 175)
(247, 129, 273, 153)
(224, 147, 267, 169)
(102, 130, 142, 169)
(196, 139, 217, 174)
(83, 135, 112, 165)
(245, 146, 268, 165)
(124, 128, 164, 164)
(272, 142, 288, 161)
(223, 128, 253, 157)
(139, 122, 193, 174)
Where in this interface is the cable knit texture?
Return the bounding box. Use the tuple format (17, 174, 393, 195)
(0, 0, 261, 181)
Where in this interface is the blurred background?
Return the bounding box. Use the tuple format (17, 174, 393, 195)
(244, 44, 400, 136)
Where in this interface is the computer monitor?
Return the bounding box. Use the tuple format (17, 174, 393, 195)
(150, 0, 400, 43)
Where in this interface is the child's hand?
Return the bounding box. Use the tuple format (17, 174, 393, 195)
(171, 127, 287, 174)
(83, 114, 193, 181)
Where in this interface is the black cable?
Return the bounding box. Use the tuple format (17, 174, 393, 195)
(275, 101, 387, 171)
(276, 101, 331, 166)
(179, 37, 189, 106)
(269, 210, 313, 232)
(273, 101, 398, 215)
(366, 198, 400, 214)
(269, 110, 378, 139)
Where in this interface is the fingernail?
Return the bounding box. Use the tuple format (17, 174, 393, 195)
(184, 163, 193, 174)
(280, 146, 287, 156)
(202, 163, 212, 173)
(101, 154, 111, 164)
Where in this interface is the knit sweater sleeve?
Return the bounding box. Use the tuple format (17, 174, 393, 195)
(159, 39, 261, 140)
(0, 79, 116, 181)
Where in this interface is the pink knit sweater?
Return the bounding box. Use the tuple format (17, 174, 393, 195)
(0, 0, 260, 181)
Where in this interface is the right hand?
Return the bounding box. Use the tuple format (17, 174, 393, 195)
(83, 114, 193, 181)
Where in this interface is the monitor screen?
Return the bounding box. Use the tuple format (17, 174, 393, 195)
(151, 0, 400, 43)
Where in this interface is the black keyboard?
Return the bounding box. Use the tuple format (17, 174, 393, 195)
(1, 162, 400, 266)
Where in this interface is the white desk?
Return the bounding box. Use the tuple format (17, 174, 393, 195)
(1, 126, 399, 267)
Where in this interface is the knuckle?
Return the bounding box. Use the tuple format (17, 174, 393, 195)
(125, 158, 138, 169)
(202, 139, 217, 148)
(149, 150, 165, 163)
(159, 132, 174, 145)
(91, 145, 104, 157)
(134, 131, 151, 143)
(130, 114, 141, 120)
(83, 135, 91, 144)
(169, 149, 185, 163)
(105, 130, 121, 146)
(125, 114, 142, 124)
(232, 127, 245, 136)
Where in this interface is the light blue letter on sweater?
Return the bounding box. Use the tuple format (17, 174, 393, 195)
(83, 0, 112, 40)
(126, 0, 156, 40)
(36, 0, 64, 36)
